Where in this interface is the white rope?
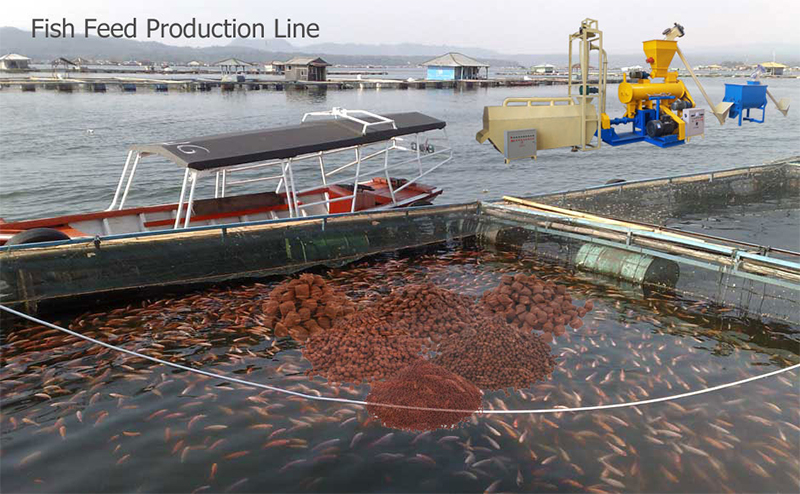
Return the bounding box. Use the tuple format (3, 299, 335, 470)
(2, 304, 797, 415)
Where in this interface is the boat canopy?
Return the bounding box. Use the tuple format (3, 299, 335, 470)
(129, 111, 446, 171)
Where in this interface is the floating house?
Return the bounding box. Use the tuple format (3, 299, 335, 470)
(266, 60, 286, 75)
(0, 53, 31, 70)
(761, 62, 787, 76)
(73, 57, 91, 68)
(421, 53, 489, 81)
(215, 57, 252, 75)
(532, 63, 556, 74)
(284, 57, 330, 82)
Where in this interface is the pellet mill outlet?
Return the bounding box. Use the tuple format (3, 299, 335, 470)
(476, 19, 791, 161)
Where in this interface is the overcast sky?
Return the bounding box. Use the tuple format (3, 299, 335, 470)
(5, 0, 799, 53)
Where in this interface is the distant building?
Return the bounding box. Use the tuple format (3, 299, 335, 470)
(214, 57, 252, 75)
(694, 64, 723, 71)
(532, 63, 556, 74)
(265, 60, 286, 75)
(284, 57, 330, 82)
(421, 52, 489, 80)
(620, 65, 643, 71)
(0, 53, 31, 70)
(187, 60, 203, 67)
(51, 57, 78, 78)
(761, 62, 787, 76)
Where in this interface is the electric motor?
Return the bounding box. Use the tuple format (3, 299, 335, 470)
(646, 116, 678, 138)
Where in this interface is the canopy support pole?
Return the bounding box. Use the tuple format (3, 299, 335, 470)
(351, 147, 361, 213)
(107, 150, 133, 211)
(286, 158, 299, 217)
(173, 169, 189, 229)
(183, 171, 198, 228)
(118, 152, 141, 210)
(382, 140, 396, 206)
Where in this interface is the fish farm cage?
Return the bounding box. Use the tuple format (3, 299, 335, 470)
(1, 159, 798, 494)
(1, 158, 797, 326)
(479, 158, 800, 325)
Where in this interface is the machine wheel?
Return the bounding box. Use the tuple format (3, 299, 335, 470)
(6, 228, 70, 245)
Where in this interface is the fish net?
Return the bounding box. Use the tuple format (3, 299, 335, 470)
(480, 160, 800, 326)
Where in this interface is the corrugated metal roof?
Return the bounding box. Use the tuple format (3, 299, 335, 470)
(214, 58, 252, 66)
(51, 57, 77, 66)
(761, 62, 787, 68)
(285, 57, 331, 66)
(421, 52, 489, 68)
(0, 53, 31, 61)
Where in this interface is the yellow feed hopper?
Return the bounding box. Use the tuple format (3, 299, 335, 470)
(476, 97, 599, 161)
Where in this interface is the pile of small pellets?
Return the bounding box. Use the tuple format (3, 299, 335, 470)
(481, 273, 593, 336)
(366, 360, 482, 432)
(302, 310, 423, 384)
(370, 283, 484, 345)
(432, 316, 557, 391)
(263, 273, 355, 342)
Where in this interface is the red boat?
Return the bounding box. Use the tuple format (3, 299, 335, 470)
(1, 108, 452, 245)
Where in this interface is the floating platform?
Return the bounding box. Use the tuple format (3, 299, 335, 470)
(0, 76, 617, 93)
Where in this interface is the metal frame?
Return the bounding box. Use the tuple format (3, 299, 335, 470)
(105, 109, 451, 227)
(301, 107, 397, 135)
(567, 18, 607, 152)
(484, 203, 800, 291)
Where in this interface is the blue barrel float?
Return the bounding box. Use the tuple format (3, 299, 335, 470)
(723, 80, 768, 126)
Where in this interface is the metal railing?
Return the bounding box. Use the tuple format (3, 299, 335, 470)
(218, 128, 451, 217)
(301, 107, 397, 135)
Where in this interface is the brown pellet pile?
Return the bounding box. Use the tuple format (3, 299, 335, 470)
(371, 283, 483, 344)
(302, 310, 423, 384)
(263, 273, 355, 342)
(433, 316, 557, 391)
(366, 360, 482, 432)
(481, 273, 593, 336)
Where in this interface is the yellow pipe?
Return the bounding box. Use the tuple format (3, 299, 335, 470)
(618, 80, 685, 104)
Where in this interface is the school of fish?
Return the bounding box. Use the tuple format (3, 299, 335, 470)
(1, 244, 798, 493)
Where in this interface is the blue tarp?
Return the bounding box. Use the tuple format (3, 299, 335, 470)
(426, 67, 455, 81)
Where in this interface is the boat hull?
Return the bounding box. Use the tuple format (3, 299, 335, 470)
(0, 177, 441, 245)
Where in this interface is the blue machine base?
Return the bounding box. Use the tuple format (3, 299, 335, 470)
(600, 107, 685, 149)
(601, 131, 645, 146)
(645, 136, 684, 148)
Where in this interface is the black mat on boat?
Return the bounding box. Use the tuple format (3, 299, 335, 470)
(130, 112, 445, 171)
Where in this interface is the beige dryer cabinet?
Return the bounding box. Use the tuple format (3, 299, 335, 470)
(476, 97, 598, 155)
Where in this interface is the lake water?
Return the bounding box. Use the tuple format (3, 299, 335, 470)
(1, 244, 798, 493)
(1, 78, 799, 493)
(0, 78, 798, 222)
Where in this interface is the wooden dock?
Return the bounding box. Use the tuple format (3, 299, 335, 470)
(0, 75, 618, 93)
